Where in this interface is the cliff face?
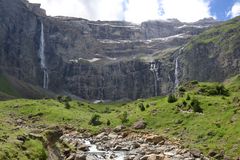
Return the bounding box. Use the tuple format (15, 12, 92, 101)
(3, 0, 239, 101)
(0, 0, 41, 84)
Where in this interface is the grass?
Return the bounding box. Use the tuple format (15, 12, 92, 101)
(0, 76, 240, 159)
(0, 72, 19, 98)
(186, 16, 240, 54)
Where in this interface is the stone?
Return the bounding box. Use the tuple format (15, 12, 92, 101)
(145, 135, 165, 145)
(75, 153, 86, 160)
(208, 150, 218, 157)
(78, 144, 89, 151)
(113, 125, 126, 132)
(66, 153, 76, 160)
(190, 149, 202, 158)
(28, 133, 44, 141)
(96, 132, 106, 139)
(133, 120, 147, 129)
(16, 119, 24, 125)
(108, 132, 118, 139)
(17, 135, 27, 142)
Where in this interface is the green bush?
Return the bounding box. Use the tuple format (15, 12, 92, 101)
(89, 114, 102, 126)
(138, 103, 145, 111)
(167, 94, 177, 103)
(186, 94, 191, 100)
(107, 119, 111, 126)
(56, 95, 62, 102)
(179, 86, 186, 92)
(191, 98, 203, 113)
(199, 84, 229, 96)
(119, 111, 128, 124)
(191, 80, 199, 85)
(64, 102, 71, 109)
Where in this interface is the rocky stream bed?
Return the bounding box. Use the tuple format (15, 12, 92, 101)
(58, 127, 208, 160)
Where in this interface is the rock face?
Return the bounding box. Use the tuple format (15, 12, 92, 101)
(2, 0, 239, 101)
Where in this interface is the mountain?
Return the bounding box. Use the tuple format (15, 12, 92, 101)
(1, 0, 239, 101)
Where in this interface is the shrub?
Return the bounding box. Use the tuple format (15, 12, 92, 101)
(107, 119, 111, 126)
(64, 96, 72, 102)
(89, 114, 102, 126)
(186, 94, 191, 100)
(56, 95, 63, 102)
(119, 111, 128, 124)
(191, 80, 199, 85)
(215, 84, 229, 96)
(182, 100, 187, 107)
(167, 94, 177, 103)
(199, 84, 229, 96)
(146, 104, 150, 108)
(178, 86, 186, 92)
(191, 98, 203, 113)
(138, 103, 145, 111)
(64, 102, 71, 109)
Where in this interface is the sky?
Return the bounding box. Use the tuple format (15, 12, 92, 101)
(28, 0, 240, 23)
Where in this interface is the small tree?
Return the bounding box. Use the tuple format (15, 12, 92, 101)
(64, 102, 71, 109)
(57, 95, 63, 102)
(138, 103, 145, 111)
(167, 94, 177, 103)
(107, 119, 111, 126)
(191, 98, 203, 113)
(89, 114, 102, 126)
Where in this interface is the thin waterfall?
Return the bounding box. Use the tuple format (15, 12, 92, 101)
(174, 56, 179, 89)
(150, 61, 160, 96)
(174, 47, 184, 89)
(39, 22, 49, 89)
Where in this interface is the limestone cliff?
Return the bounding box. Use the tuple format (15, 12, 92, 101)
(3, 0, 238, 101)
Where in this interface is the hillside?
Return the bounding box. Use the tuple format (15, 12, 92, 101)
(0, 76, 240, 159)
(0, 72, 54, 100)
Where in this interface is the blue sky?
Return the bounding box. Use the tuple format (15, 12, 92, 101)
(210, 0, 236, 20)
(28, 0, 240, 23)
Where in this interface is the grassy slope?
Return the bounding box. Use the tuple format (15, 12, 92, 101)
(0, 72, 54, 100)
(186, 16, 240, 54)
(0, 76, 240, 159)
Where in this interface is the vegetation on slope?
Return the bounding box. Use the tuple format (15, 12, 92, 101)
(0, 76, 240, 159)
(0, 72, 54, 100)
(186, 16, 240, 54)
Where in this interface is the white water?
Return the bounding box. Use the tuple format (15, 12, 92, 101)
(174, 56, 179, 89)
(150, 62, 160, 96)
(39, 22, 49, 89)
(85, 140, 125, 160)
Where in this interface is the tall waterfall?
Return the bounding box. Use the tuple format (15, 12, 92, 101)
(174, 56, 179, 89)
(39, 22, 49, 89)
(150, 61, 160, 96)
(174, 47, 184, 89)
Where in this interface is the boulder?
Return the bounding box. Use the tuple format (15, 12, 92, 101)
(113, 125, 126, 132)
(145, 135, 165, 145)
(78, 144, 89, 151)
(133, 121, 147, 129)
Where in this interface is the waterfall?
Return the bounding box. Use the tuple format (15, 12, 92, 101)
(150, 61, 160, 96)
(39, 22, 49, 89)
(174, 47, 184, 89)
(174, 56, 179, 89)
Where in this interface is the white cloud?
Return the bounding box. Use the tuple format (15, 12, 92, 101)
(28, 0, 124, 21)
(124, 0, 160, 23)
(28, 0, 213, 23)
(159, 0, 212, 22)
(227, 2, 240, 18)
